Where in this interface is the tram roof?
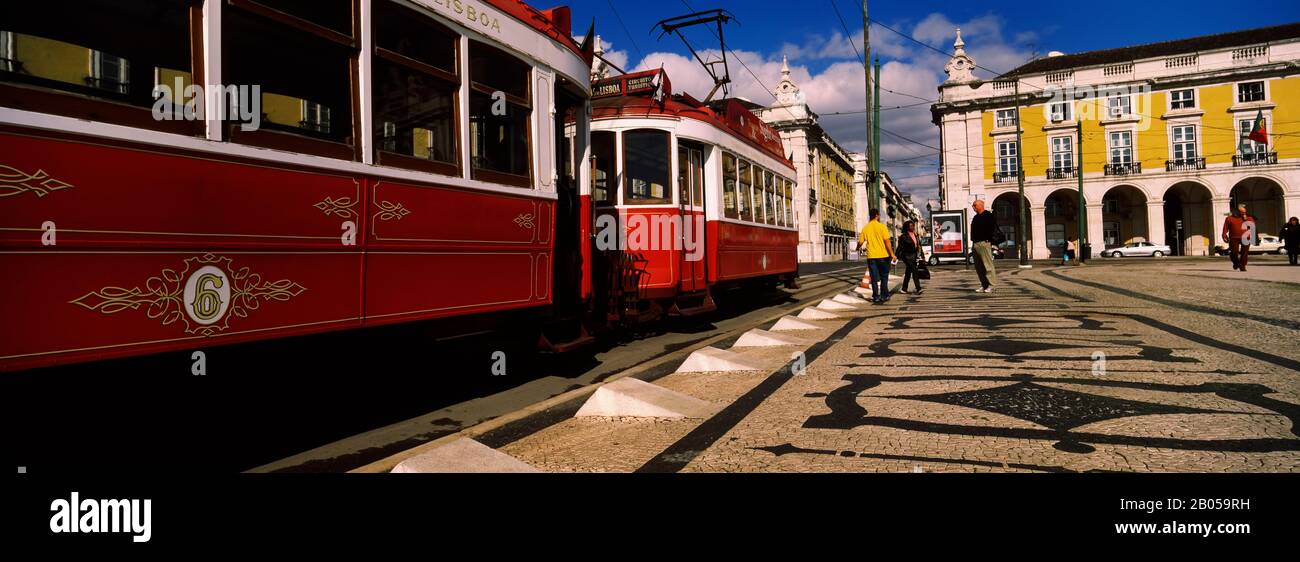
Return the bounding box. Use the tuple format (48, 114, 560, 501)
(483, 1, 585, 59)
(591, 70, 793, 169)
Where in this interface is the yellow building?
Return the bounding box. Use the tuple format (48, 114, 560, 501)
(933, 23, 1300, 257)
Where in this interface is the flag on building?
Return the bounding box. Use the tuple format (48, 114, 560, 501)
(1248, 110, 1269, 144)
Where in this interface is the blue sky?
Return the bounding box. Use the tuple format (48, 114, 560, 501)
(561, 0, 1300, 203)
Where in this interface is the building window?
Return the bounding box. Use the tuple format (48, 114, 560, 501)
(1046, 199, 1063, 218)
(1050, 136, 1073, 170)
(997, 141, 1018, 174)
(723, 152, 738, 218)
(1237, 81, 1265, 103)
(623, 129, 670, 204)
(1171, 125, 1196, 161)
(994, 199, 1014, 219)
(590, 131, 616, 205)
(1238, 119, 1268, 154)
(1048, 101, 1070, 122)
(1107, 94, 1131, 118)
(1103, 198, 1119, 214)
(995, 108, 1017, 128)
(469, 41, 532, 186)
(1103, 221, 1120, 246)
(1108, 131, 1133, 165)
(89, 50, 130, 94)
(373, 0, 459, 174)
(0, 31, 14, 73)
(1170, 89, 1195, 110)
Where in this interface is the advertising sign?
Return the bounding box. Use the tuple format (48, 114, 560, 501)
(931, 210, 968, 257)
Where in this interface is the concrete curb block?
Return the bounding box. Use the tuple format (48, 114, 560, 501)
(575, 378, 718, 419)
(770, 316, 824, 331)
(733, 328, 813, 347)
(674, 346, 766, 373)
(391, 438, 542, 473)
(797, 307, 841, 320)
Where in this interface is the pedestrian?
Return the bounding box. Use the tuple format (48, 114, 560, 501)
(857, 208, 896, 303)
(1221, 203, 1256, 271)
(896, 220, 924, 294)
(970, 199, 998, 292)
(1282, 216, 1300, 266)
(1062, 236, 1077, 265)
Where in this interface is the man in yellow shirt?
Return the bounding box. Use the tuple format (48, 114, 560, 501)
(857, 208, 896, 303)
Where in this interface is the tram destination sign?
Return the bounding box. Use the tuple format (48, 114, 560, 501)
(592, 70, 670, 99)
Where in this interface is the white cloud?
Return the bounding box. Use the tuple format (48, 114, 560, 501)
(609, 13, 1034, 208)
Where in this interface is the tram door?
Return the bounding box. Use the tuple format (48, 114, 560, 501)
(552, 82, 585, 314)
(677, 142, 707, 292)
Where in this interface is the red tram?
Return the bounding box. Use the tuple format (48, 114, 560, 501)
(0, 1, 799, 372)
(578, 69, 798, 326)
(0, 0, 591, 371)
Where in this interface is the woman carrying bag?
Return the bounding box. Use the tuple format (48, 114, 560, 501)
(896, 220, 926, 295)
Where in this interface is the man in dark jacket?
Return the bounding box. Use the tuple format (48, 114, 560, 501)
(1282, 216, 1300, 266)
(970, 199, 998, 292)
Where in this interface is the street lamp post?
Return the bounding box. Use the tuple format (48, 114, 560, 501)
(1014, 81, 1029, 267)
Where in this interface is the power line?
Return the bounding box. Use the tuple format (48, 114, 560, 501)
(604, 0, 644, 63)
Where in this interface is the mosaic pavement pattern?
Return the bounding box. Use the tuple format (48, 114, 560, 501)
(501, 266, 1300, 473)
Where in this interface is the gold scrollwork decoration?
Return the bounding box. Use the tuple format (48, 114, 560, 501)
(0, 164, 74, 199)
(69, 254, 307, 337)
(513, 213, 535, 229)
(373, 200, 411, 222)
(314, 196, 358, 219)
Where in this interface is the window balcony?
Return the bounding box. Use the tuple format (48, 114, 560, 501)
(1165, 157, 1205, 172)
(1233, 152, 1277, 167)
(1103, 162, 1141, 176)
(993, 171, 1021, 183)
(1045, 167, 1076, 180)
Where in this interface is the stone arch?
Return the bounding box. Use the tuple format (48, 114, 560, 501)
(991, 191, 1030, 258)
(1100, 184, 1149, 248)
(1231, 176, 1287, 237)
(1163, 181, 1215, 256)
(1043, 188, 1083, 257)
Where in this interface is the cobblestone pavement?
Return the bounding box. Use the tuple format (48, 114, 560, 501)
(502, 258, 1300, 473)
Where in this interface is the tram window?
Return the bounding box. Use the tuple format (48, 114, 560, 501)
(752, 165, 766, 223)
(692, 150, 705, 207)
(678, 144, 703, 207)
(764, 170, 777, 225)
(738, 159, 753, 221)
(784, 179, 794, 226)
(723, 152, 739, 219)
(623, 129, 670, 204)
(225, 2, 357, 157)
(0, 0, 198, 134)
(590, 131, 616, 206)
(469, 41, 531, 186)
(775, 177, 785, 227)
(373, 0, 459, 174)
(242, 0, 355, 38)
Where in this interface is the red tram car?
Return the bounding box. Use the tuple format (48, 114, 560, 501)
(577, 69, 798, 325)
(0, 0, 591, 371)
(0, 1, 799, 372)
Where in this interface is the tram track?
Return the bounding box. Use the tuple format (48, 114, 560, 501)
(253, 264, 871, 473)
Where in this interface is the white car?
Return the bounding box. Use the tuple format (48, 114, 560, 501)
(1214, 235, 1287, 255)
(1104, 241, 1171, 258)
